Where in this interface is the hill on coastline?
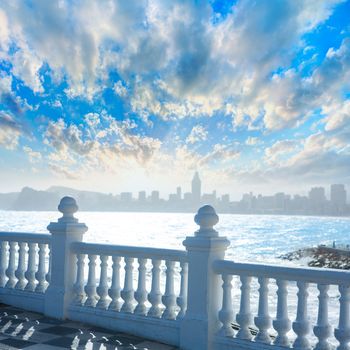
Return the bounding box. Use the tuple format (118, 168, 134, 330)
(0, 186, 114, 211)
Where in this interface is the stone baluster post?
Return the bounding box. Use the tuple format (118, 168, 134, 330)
(180, 205, 230, 350)
(44, 197, 88, 319)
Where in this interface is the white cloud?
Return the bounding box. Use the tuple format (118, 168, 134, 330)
(265, 140, 298, 164)
(23, 146, 42, 163)
(12, 46, 43, 93)
(114, 81, 128, 98)
(186, 125, 208, 144)
(0, 113, 22, 149)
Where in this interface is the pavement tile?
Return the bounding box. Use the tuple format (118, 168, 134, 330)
(136, 341, 176, 350)
(39, 325, 81, 336)
(42, 336, 79, 348)
(26, 345, 70, 349)
(0, 337, 37, 348)
(0, 305, 179, 350)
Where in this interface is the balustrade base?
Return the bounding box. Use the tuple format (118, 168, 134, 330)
(0, 288, 45, 313)
(214, 335, 293, 350)
(68, 304, 180, 347)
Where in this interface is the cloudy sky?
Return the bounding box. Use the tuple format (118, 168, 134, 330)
(0, 0, 350, 198)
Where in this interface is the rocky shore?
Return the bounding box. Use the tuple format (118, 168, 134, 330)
(279, 246, 350, 270)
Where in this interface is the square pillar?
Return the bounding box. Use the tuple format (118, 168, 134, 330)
(44, 197, 88, 319)
(180, 205, 230, 350)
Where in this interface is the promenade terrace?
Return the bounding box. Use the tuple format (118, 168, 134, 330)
(0, 197, 349, 350)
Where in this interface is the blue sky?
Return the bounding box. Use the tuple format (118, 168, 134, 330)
(0, 0, 349, 198)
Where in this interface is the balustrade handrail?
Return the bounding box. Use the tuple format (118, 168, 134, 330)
(71, 241, 188, 262)
(213, 259, 350, 285)
(0, 231, 51, 244)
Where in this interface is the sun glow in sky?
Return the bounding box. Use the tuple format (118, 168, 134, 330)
(0, 0, 350, 198)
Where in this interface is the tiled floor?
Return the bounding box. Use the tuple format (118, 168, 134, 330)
(0, 305, 178, 349)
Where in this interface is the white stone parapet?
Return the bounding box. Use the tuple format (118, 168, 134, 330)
(0, 198, 349, 350)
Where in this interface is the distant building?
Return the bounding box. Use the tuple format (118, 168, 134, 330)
(176, 186, 182, 200)
(191, 171, 201, 204)
(309, 187, 326, 203)
(221, 194, 230, 204)
(330, 184, 347, 214)
(120, 192, 132, 202)
(183, 192, 192, 202)
(308, 187, 326, 214)
(331, 184, 347, 207)
(138, 191, 146, 202)
(151, 190, 160, 202)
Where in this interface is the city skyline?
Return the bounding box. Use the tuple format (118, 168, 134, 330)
(1, 172, 349, 216)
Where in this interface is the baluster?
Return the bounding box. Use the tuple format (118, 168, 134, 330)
(254, 277, 272, 343)
(96, 255, 109, 309)
(121, 257, 135, 313)
(273, 279, 291, 346)
(148, 259, 162, 317)
(15, 242, 26, 290)
(84, 254, 97, 307)
(177, 261, 188, 319)
(73, 254, 86, 305)
(335, 285, 350, 350)
(25, 243, 37, 291)
(162, 260, 177, 320)
(5, 241, 17, 288)
(0, 241, 7, 287)
(313, 284, 332, 350)
(35, 243, 47, 293)
(134, 258, 148, 315)
(46, 244, 51, 284)
(292, 281, 311, 350)
(108, 256, 122, 311)
(236, 276, 253, 340)
(218, 273, 235, 336)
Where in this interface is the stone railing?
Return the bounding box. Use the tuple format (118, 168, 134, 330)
(213, 260, 350, 350)
(0, 196, 349, 350)
(0, 231, 51, 312)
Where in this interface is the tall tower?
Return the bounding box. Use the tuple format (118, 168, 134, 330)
(192, 171, 201, 204)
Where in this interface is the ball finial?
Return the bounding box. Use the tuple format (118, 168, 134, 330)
(58, 196, 78, 221)
(194, 205, 219, 237)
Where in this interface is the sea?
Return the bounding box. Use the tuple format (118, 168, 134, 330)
(1, 210, 350, 344)
(1, 210, 349, 264)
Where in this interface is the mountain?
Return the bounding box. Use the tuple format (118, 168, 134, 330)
(11, 187, 60, 211)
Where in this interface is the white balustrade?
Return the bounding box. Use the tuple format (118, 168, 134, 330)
(236, 276, 253, 340)
(134, 258, 148, 315)
(15, 242, 27, 290)
(313, 284, 332, 350)
(293, 281, 311, 350)
(46, 245, 51, 284)
(254, 277, 272, 344)
(35, 243, 47, 293)
(96, 255, 109, 309)
(121, 257, 135, 313)
(0, 241, 7, 287)
(108, 256, 122, 311)
(25, 243, 37, 291)
(335, 285, 350, 350)
(6, 241, 17, 288)
(176, 261, 188, 319)
(148, 259, 162, 317)
(162, 260, 177, 320)
(0, 232, 50, 294)
(218, 273, 235, 336)
(73, 253, 86, 305)
(84, 254, 98, 307)
(273, 279, 291, 346)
